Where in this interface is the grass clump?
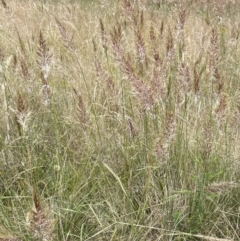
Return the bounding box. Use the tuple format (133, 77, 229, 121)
(0, 0, 240, 240)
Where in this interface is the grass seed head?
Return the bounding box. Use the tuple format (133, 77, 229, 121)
(56, 18, 74, 50)
(37, 31, 52, 80)
(27, 191, 55, 241)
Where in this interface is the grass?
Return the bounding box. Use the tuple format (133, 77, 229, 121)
(0, 0, 240, 240)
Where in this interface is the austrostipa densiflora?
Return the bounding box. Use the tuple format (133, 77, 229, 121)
(26, 191, 55, 241)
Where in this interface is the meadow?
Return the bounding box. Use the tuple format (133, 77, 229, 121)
(0, 0, 240, 240)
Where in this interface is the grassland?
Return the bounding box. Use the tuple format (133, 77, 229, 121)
(0, 0, 240, 240)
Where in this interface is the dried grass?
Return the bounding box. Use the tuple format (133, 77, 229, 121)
(0, 0, 240, 240)
(207, 181, 238, 193)
(26, 191, 55, 241)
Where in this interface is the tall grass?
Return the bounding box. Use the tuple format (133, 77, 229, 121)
(0, 0, 240, 240)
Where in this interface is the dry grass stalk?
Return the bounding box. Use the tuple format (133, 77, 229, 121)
(14, 91, 31, 136)
(0, 227, 19, 240)
(92, 38, 97, 54)
(111, 22, 153, 108)
(122, 0, 134, 21)
(0, 47, 4, 62)
(208, 28, 219, 79)
(99, 19, 108, 52)
(40, 72, 51, 107)
(178, 4, 187, 31)
(132, 11, 140, 30)
(131, 77, 153, 110)
(127, 117, 136, 139)
(16, 92, 25, 115)
(0, 48, 4, 73)
(215, 93, 227, 120)
(212, 0, 222, 18)
(20, 57, 30, 81)
(214, 68, 224, 94)
(163, 112, 176, 152)
(233, 87, 240, 124)
(193, 234, 233, 241)
(0, 0, 7, 8)
(135, 24, 146, 66)
(37, 31, 52, 80)
(152, 61, 166, 102)
(1, 0, 14, 18)
(94, 58, 115, 93)
(149, 25, 165, 99)
(151, 62, 164, 100)
(0, 237, 19, 241)
(12, 55, 17, 73)
(175, 3, 187, 40)
(110, 17, 154, 109)
(93, 39, 116, 94)
(140, 10, 144, 28)
(14, 91, 26, 136)
(73, 88, 88, 129)
(56, 19, 74, 50)
(159, 20, 164, 38)
(149, 17, 163, 53)
(149, 25, 156, 49)
(155, 138, 165, 160)
(122, 56, 153, 109)
(166, 27, 174, 60)
(178, 62, 191, 93)
(110, 23, 124, 65)
(193, 67, 200, 94)
(27, 191, 54, 241)
(201, 121, 213, 159)
(207, 181, 238, 193)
